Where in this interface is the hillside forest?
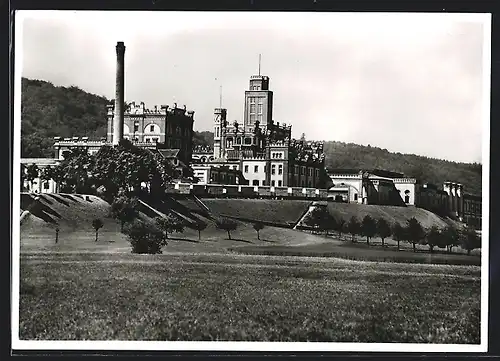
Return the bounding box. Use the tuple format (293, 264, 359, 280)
(20, 77, 482, 195)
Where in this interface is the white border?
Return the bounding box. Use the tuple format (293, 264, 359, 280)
(11, 11, 491, 353)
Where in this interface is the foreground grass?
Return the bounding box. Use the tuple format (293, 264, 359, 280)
(19, 253, 480, 343)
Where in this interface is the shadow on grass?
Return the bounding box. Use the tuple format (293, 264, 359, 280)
(60, 194, 79, 203)
(168, 237, 200, 243)
(45, 194, 70, 207)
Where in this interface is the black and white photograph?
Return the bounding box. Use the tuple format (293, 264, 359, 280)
(12, 10, 490, 352)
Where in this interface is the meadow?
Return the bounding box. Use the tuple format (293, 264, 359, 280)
(19, 252, 480, 343)
(18, 193, 482, 343)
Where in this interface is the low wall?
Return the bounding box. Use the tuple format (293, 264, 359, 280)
(165, 183, 329, 200)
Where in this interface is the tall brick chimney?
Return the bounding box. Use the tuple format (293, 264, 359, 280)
(113, 41, 126, 145)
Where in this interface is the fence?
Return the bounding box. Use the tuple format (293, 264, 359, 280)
(165, 183, 329, 200)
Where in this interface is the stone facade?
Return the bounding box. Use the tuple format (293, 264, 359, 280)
(206, 73, 326, 188)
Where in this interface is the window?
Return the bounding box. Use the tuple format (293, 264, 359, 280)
(258, 115, 262, 123)
(405, 195, 410, 204)
(258, 104, 263, 114)
(278, 165, 283, 175)
(250, 97, 255, 104)
(278, 180, 282, 187)
(261, 180, 265, 186)
(294, 166, 299, 175)
(134, 123, 139, 132)
(253, 180, 259, 186)
(354, 193, 358, 201)
(150, 125, 155, 132)
(44, 182, 50, 189)
(244, 137, 252, 145)
(258, 97, 263, 104)
(309, 168, 313, 176)
(216, 127, 219, 138)
(250, 104, 256, 114)
(271, 165, 276, 175)
(254, 165, 258, 173)
(271, 180, 275, 186)
(146, 138, 151, 143)
(244, 165, 249, 173)
(315, 169, 319, 177)
(250, 114, 256, 123)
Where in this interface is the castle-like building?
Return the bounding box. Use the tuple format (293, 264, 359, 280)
(52, 41, 195, 173)
(192, 74, 327, 189)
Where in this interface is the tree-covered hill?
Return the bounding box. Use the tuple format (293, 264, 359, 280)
(20, 77, 482, 195)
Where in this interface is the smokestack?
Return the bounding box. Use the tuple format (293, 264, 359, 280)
(113, 41, 126, 145)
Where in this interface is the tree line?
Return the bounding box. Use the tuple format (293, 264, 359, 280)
(301, 207, 481, 255)
(108, 195, 261, 254)
(20, 139, 183, 202)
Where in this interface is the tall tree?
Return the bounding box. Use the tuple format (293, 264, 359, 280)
(460, 226, 481, 255)
(347, 216, 361, 242)
(25, 164, 39, 191)
(392, 222, 406, 251)
(422, 225, 441, 253)
(361, 215, 377, 245)
(376, 218, 392, 247)
(406, 217, 426, 252)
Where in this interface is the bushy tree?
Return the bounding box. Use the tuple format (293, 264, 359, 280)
(253, 221, 265, 240)
(406, 217, 425, 252)
(335, 218, 347, 240)
(392, 222, 406, 251)
(422, 225, 441, 253)
(110, 196, 139, 231)
(442, 226, 461, 253)
(124, 218, 166, 254)
(215, 217, 238, 240)
(376, 218, 391, 247)
(460, 226, 481, 255)
(155, 214, 184, 241)
(92, 218, 104, 242)
(347, 216, 361, 242)
(193, 221, 208, 240)
(25, 164, 39, 191)
(361, 215, 377, 245)
(303, 207, 335, 235)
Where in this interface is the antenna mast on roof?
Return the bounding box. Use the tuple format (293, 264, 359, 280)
(258, 54, 261, 76)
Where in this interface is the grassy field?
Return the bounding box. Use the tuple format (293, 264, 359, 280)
(200, 199, 312, 226)
(325, 203, 459, 229)
(19, 252, 481, 343)
(18, 193, 482, 343)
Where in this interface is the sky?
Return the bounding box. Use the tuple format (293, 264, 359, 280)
(18, 11, 490, 164)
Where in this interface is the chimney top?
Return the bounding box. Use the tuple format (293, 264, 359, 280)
(117, 41, 125, 47)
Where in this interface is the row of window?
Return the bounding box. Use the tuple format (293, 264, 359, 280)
(249, 104, 263, 115)
(251, 180, 283, 187)
(129, 123, 190, 136)
(271, 152, 284, 159)
(293, 165, 320, 177)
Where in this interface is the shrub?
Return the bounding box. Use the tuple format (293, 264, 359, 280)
(421, 225, 441, 253)
(124, 219, 166, 254)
